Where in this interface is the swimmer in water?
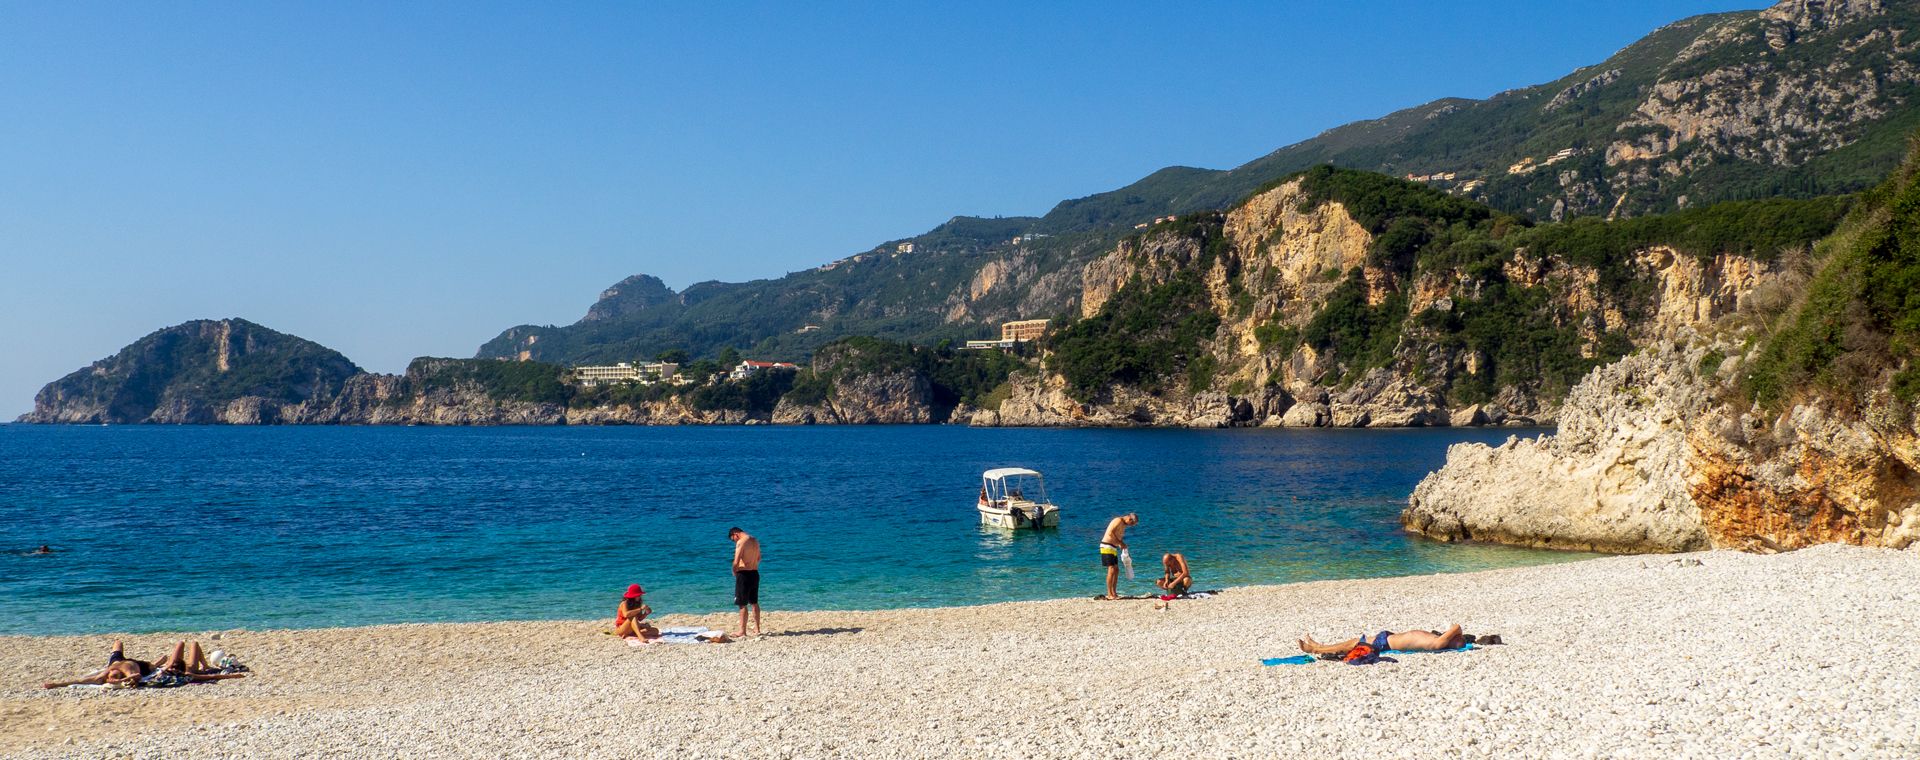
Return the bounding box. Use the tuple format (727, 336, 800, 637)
(27, 545, 53, 556)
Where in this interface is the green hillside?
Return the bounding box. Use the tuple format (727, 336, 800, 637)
(480, 0, 1920, 369)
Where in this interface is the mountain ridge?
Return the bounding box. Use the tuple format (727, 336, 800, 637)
(481, 0, 1919, 369)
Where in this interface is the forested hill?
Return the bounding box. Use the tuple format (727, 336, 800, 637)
(1036, 0, 1920, 230)
(480, 0, 1920, 368)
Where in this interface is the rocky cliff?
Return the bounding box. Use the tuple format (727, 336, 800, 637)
(476, 1, 1917, 373)
(981, 169, 1847, 429)
(1404, 140, 1920, 553)
(1404, 330, 1920, 553)
(18, 319, 364, 424)
(769, 338, 983, 425)
(21, 324, 977, 426)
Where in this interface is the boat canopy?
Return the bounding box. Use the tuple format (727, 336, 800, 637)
(982, 467, 1042, 481)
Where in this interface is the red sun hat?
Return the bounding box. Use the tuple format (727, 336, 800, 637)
(624, 584, 645, 598)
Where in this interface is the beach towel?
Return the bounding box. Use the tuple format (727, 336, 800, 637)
(1260, 643, 1476, 666)
(655, 626, 724, 644)
(1385, 642, 1476, 656)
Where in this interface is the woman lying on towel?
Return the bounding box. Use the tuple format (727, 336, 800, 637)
(1297, 624, 1501, 658)
(42, 640, 248, 689)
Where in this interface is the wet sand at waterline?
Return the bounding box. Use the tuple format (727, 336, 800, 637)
(5, 545, 1917, 758)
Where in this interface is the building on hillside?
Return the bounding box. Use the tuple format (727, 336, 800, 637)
(963, 319, 1051, 351)
(730, 360, 799, 381)
(896, 242, 915, 254)
(571, 362, 679, 387)
(796, 324, 822, 334)
(1001, 319, 1049, 342)
(964, 339, 1017, 350)
(573, 363, 639, 386)
(1133, 222, 1149, 229)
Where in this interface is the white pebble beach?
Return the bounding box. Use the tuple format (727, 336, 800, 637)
(5, 544, 1917, 758)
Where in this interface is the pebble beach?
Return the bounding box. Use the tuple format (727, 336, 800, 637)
(5, 544, 1916, 758)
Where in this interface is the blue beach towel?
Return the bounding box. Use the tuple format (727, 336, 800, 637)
(1385, 642, 1476, 656)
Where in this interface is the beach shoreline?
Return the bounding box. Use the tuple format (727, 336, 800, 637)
(6, 545, 1917, 758)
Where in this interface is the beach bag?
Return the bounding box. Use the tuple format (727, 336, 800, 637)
(209, 650, 248, 674)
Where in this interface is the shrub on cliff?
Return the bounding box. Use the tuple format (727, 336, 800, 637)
(686, 366, 795, 413)
(793, 335, 1028, 414)
(405, 358, 573, 405)
(1747, 138, 1920, 406)
(1047, 270, 1220, 401)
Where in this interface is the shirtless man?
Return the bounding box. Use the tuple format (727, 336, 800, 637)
(728, 527, 762, 637)
(1099, 513, 1137, 600)
(1155, 552, 1191, 595)
(1297, 624, 1482, 656)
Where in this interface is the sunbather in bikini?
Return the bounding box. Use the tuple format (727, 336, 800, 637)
(613, 584, 659, 640)
(41, 640, 247, 689)
(1297, 624, 1498, 656)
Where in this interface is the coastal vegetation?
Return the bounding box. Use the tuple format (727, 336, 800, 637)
(1048, 270, 1221, 401)
(405, 358, 571, 405)
(796, 336, 1030, 415)
(1745, 140, 1920, 407)
(1041, 164, 1855, 407)
(21, 319, 363, 424)
(472, 4, 1920, 377)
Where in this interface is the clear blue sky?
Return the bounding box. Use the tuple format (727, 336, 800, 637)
(0, 1, 1763, 417)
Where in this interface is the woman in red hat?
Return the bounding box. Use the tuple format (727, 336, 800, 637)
(613, 584, 657, 640)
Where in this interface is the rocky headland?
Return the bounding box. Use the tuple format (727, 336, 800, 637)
(1405, 145, 1920, 553)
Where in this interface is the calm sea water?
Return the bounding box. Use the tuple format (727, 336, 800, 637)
(0, 424, 1583, 635)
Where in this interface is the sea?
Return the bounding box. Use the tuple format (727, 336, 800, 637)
(0, 424, 1590, 636)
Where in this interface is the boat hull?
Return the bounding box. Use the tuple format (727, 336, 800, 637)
(977, 504, 1060, 530)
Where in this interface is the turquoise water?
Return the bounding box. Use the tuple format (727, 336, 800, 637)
(0, 424, 1584, 635)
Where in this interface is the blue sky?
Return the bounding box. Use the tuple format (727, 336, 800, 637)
(0, 1, 1764, 417)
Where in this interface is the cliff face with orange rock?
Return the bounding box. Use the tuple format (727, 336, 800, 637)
(1406, 143, 1920, 553)
(978, 169, 1848, 431)
(1404, 332, 1920, 553)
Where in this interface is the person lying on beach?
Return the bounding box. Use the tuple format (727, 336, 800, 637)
(614, 584, 658, 640)
(1154, 552, 1191, 595)
(1297, 625, 1499, 657)
(41, 640, 247, 689)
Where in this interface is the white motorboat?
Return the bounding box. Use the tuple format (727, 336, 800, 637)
(977, 467, 1061, 529)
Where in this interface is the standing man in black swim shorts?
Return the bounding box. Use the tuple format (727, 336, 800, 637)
(729, 527, 762, 637)
(1099, 513, 1137, 600)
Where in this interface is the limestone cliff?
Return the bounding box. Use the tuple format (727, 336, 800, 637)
(984, 169, 1845, 429)
(770, 339, 940, 424)
(1405, 141, 1920, 553)
(1404, 330, 1920, 553)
